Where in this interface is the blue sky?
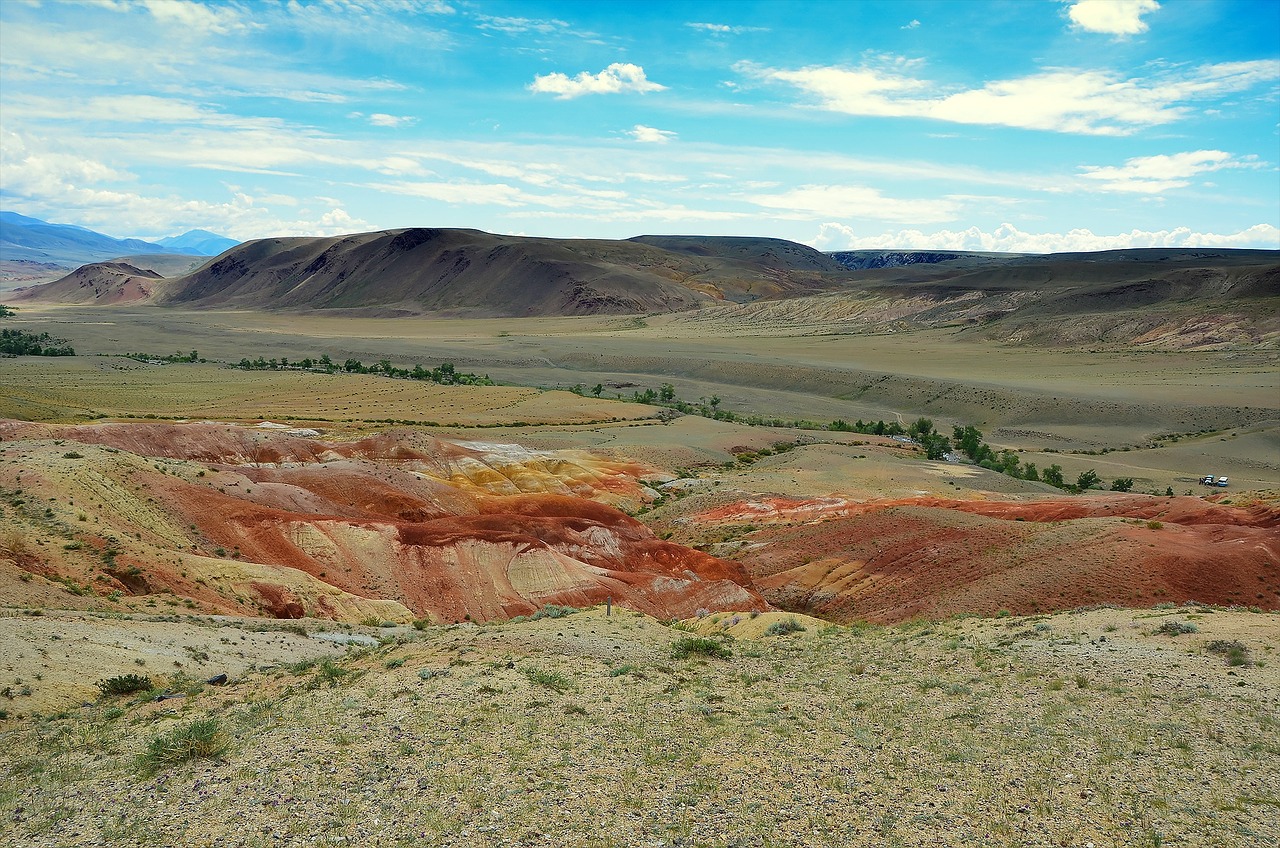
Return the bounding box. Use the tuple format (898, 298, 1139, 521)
(1, 0, 1277, 251)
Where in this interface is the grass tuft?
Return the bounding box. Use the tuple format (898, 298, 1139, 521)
(522, 666, 571, 692)
(671, 636, 732, 660)
(136, 718, 228, 775)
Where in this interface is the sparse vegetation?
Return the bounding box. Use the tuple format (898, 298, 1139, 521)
(96, 674, 153, 696)
(671, 635, 732, 659)
(136, 718, 228, 774)
(763, 617, 806, 636)
(1155, 619, 1198, 636)
(522, 666, 571, 692)
(1206, 639, 1252, 667)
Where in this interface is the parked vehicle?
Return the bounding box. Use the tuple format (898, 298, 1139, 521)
(1216, 476, 1229, 487)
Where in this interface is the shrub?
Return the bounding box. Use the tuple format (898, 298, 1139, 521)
(97, 674, 153, 696)
(1156, 619, 1198, 636)
(671, 636, 732, 660)
(529, 604, 578, 621)
(1206, 639, 1251, 667)
(137, 718, 228, 774)
(764, 617, 806, 636)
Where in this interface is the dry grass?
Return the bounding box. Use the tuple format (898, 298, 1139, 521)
(0, 358, 642, 426)
(1, 606, 1276, 847)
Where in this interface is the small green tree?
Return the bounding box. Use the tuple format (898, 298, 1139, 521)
(591, 383, 603, 397)
(1110, 477, 1134, 492)
(1042, 464, 1065, 488)
(1076, 469, 1101, 491)
(659, 383, 676, 403)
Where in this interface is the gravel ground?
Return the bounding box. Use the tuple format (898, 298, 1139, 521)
(2, 605, 1277, 847)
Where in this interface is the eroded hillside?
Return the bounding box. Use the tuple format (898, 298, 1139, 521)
(3, 417, 1276, 630)
(0, 421, 765, 623)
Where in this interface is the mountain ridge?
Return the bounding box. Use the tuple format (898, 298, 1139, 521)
(0, 212, 237, 267)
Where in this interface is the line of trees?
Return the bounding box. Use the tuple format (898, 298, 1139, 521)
(233, 354, 493, 386)
(831, 417, 952, 460)
(950, 423, 1133, 492)
(125, 350, 202, 363)
(0, 328, 74, 356)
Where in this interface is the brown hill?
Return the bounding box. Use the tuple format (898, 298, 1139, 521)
(669, 248, 1280, 347)
(11, 230, 1275, 340)
(11, 261, 165, 305)
(14, 228, 849, 315)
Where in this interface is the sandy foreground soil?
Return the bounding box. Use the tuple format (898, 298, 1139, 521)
(0, 605, 1276, 847)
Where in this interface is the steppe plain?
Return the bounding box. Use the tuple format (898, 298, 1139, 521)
(2, 280, 1278, 846)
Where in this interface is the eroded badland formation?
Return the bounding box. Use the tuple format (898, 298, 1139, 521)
(1, 230, 1277, 846)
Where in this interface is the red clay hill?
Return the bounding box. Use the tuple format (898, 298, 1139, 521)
(695, 493, 1279, 623)
(0, 421, 766, 622)
(1, 419, 1274, 624)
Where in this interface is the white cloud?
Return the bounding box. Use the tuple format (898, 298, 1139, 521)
(902, 19, 921, 30)
(627, 125, 677, 144)
(139, 0, 254, 35)
(370, 180, 539, 207)
(476, 15, 569, 34)
(745, 58, 1280, 135)
(529, 63, 666, 99)
(1078, 150, 1256, 193)
(1067, 0, 1160, 36)
(686, 22, 767, 35)
(811, 221, 1280, 253)
(748, 184, 960, 224)
(1, 129, 369, 239)
(368, 113, 416, 128)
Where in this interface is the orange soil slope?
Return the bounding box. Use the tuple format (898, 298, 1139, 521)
(700, 495, 1279, 623)
(0, 421, 766, 622)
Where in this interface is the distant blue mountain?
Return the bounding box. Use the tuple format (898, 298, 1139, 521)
(156, 229, 239, 256)
(0, 211, 237, 266)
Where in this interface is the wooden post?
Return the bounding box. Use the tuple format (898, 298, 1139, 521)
(606, 595, 612, 616)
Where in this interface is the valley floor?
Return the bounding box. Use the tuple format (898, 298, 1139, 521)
(2, 606, 1277, 848)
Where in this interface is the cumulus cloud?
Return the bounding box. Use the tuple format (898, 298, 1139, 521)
(627, 124, 677, 143)
(748, 185, 960, 224)
(529, 63, 666, 99)
(1078, 150, 1256, 193)
(743, 58, 1280, 135)
(1067, 0, 1160, 36)
(902, 19, 921, 30)
(811, 221, 1280, 253)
